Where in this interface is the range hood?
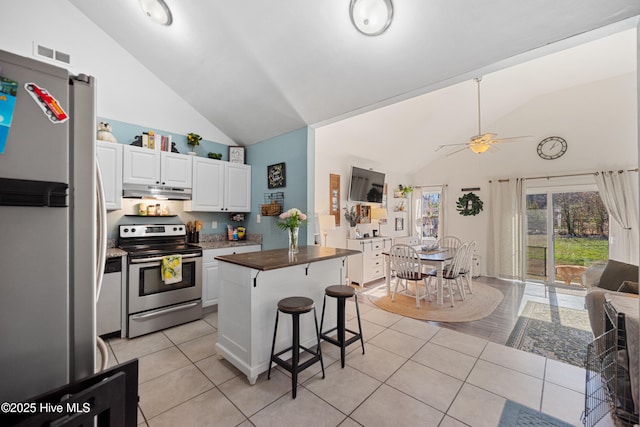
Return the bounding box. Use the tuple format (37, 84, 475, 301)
(122, 183, 192, 200)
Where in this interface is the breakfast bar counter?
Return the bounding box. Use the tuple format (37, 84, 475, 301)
(215, 246, 360, 384)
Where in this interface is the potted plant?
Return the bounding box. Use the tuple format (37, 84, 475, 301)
(396, 185, 413, 198)
(186, 132, 202, 155)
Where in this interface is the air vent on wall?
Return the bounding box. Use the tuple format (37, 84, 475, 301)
(33, 42, 71, 65)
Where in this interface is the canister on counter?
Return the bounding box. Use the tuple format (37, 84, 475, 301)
(138, 203, 147, 215)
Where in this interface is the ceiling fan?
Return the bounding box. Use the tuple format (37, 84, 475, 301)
(436, 77, 530, 156)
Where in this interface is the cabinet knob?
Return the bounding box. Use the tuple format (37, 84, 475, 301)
(156, 181, 160, 184)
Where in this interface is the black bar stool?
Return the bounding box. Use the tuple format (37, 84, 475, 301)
(267, 296, 324, 399)
(319, 285, 365, 368)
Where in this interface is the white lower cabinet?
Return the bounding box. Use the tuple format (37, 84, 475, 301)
(347, 237, 393, 286)
(202, 245, 261, 307)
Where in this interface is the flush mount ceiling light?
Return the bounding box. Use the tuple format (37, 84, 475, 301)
(350, 0, 393, 36)
(139, 0, 173, 25)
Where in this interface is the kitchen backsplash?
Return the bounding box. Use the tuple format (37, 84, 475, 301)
(106, 199, 251, 240)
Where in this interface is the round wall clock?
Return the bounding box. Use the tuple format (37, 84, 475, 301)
(537, 136, 567, 160)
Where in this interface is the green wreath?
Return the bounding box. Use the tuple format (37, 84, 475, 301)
(456, 192, 483, 216)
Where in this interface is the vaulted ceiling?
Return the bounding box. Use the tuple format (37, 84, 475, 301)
(70, 1, 639, 153)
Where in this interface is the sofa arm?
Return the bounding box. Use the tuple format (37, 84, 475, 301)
(617, 280, 639, 294)
(585, 288, 607, 338)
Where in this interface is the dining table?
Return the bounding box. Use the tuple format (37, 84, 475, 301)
(383, 247, 455, 306)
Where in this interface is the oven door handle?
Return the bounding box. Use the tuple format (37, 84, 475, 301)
(130, 253, 201, 264)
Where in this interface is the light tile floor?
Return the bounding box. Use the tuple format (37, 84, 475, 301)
(103, 291, 620, 427)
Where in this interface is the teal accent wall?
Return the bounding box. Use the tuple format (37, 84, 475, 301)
(97, 117, 230, 159)
(245, 128, 311, 250)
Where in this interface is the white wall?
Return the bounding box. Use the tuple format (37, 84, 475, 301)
(411, 74, 638, 273)
(2, 1, 234, 145)
(315, 72, 638, 273)
(312, 146, 413, 248)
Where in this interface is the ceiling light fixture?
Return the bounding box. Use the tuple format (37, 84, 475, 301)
(350, 0, 393, 36)
(139, 0, 173, 26)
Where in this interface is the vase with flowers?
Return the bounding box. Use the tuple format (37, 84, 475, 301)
(186, 132, 202, 155)
(343, 205, 362, 239)
(278, 208, 307, 254)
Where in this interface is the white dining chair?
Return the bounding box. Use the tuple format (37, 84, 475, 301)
(426, 243, 468, 307)
(460, 240, 476, 295)
(437, 235, 462, 250)
(436, 235, 462, 271)
(390, 244, 430, 308)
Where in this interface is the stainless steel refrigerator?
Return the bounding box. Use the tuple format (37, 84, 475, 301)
(0, 50, 98, 402)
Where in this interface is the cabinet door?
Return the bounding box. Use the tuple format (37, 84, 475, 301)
(122, 145, 160, 185)
(224, 163, 251, 212)
(185, 157, 224, 212)
(202, 261, 220, 307)
(161, 152, 192, 188)
(96, 141, 122, 210)
(202, 245, 260, 307)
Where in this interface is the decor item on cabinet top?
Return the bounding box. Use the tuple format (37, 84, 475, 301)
(208, 152, 222, 160)
(186, 132, 201, 155)
(343, 205, 362, 227)
(96, 121, 117, 143)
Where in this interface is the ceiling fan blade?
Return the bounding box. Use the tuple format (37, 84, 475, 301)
(491, 135, 532, 143)
(436, 142, 470, 151)
(445, 146, 469, 156)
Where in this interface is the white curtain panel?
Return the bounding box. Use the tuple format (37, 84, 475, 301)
(595, 170, 639, 264)
(487, 178, 526, 280)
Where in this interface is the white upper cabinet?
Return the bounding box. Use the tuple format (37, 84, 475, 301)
(187, 157, 225, 211)
(96, 141, 122, 210)
(122, 145, 192, 188)
(225, 162, 251, 212)
(185, 158, 251, 212)
(161, 151, 192, 188)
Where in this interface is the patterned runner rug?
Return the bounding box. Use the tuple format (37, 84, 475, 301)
(498, 400, 574, 427)
(506, 301, 593, 367)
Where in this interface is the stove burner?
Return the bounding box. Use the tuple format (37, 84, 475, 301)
(118, 223, 202, 259)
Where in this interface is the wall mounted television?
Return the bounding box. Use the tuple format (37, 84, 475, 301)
(348, 166, 385, 203)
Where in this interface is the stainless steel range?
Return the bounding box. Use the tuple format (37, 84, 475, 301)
(119, 224, 203, 338)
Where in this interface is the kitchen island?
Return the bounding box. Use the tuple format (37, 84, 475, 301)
(215, 246, 360, 384)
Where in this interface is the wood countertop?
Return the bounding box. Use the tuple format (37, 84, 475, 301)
(215, 246, 360, 271)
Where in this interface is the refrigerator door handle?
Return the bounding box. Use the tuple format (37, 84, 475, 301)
(96, 161, 109, 373)
(96, 161, 107, 299)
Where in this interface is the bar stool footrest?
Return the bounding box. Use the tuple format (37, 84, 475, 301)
(271, 345, 322, 374)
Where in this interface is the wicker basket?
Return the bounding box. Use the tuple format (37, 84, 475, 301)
(261, 200, 281, 216)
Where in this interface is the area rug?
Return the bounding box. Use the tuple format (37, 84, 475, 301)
(498, 400, 574, 427)
(366, 282, 504, 322)
(506, 301, 593, 367)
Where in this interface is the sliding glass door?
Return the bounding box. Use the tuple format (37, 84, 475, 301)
(526, 189, 608, 286)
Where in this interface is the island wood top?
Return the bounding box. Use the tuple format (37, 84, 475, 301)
(215, 246, 361, 271)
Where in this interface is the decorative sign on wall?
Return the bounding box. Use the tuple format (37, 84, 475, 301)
(456, 192, 483, 216)
(395, 217, 404, 231)
(329, 173, 340, 226)
(267, 162, 286, 189)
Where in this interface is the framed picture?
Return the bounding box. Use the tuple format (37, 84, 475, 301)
(329, 174, 340, 226)
(267, 162, 286, 189)
(395, 217, 404, 231)
(229, 146, 245, 164)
